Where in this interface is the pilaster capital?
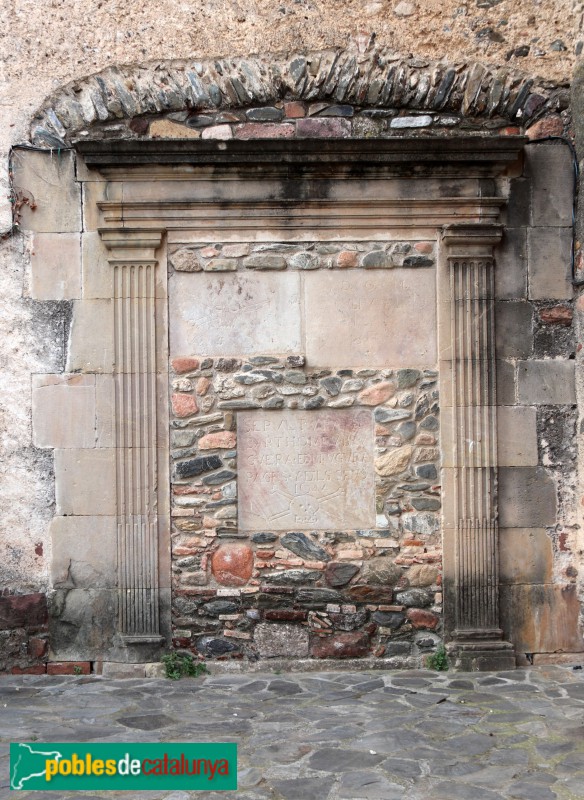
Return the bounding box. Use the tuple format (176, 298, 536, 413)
(441, 223, 503, 260)
(98, 228, 164, 264)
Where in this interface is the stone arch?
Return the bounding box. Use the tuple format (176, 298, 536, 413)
(30, 45, 569, 147)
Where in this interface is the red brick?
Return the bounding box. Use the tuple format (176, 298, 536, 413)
(28, 637, 48, 658)
(0, 593, 48, 630)
(539, 305, 573, 326)
(11, 664, 46, 675)
(47, 661, 91, 675)
(172, 357, 200, 374)
(172, 393, 198, 418)
(406, 608, 439, 629)
(234, 123, 295, 139)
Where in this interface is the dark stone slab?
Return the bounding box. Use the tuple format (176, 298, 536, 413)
(281, 532, 330, 562)
(176, 455, 222, 478)
(116, 713, 175, 730)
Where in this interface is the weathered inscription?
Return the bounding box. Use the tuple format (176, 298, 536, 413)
(238, 409, 375, 530)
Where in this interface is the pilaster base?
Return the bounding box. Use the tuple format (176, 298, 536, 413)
(112, 634, 165, 663)
(447, 639, 516, 672)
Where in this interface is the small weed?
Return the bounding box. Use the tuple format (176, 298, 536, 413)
(161, 652, 209, 681)
(426, 645, 449, 671)
(73, 665, 83, 675)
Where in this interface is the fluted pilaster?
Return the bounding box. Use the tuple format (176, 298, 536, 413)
(101, 230, 164, 652)
(440, 224, 515, 670)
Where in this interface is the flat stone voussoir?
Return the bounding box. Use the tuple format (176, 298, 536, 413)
(2, 666, 583, 799)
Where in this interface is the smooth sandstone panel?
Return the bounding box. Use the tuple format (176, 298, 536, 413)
(499, 528, 553, 584)
(50, 516, 117, 588)
(304, 271, 436, 368)
(500, 584, 584, 653)
(32, 374, 95, 449)
(66, 299, 114, 373)
(11, 150, 81, 232)
(30, 232, 81, 300)
(169, 272, 301, 356)
(238, 409, 375, 530)
(54, 448, 116, 516)
(496, 406, 538, 466)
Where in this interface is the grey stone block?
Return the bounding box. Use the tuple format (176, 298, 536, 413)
(525, 143, 574, 227)
(517, 359, 576, 405)
(495, 301, 533, 358)
(499, 467, 556, 528)
(505, 178, 530, 228)
(527, 227, 573, 300)
(496, 360, 516, 405)
(495, 228, 527, 299)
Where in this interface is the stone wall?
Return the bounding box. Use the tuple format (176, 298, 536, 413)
(1, 34, 583, 670)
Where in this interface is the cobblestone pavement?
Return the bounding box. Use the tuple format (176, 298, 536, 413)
(1, 666, 583, 800)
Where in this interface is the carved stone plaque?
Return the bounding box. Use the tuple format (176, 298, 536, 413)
(169, 272, 302, 356)
(238, 409, 375, 530)
(304, 271, 436, 368)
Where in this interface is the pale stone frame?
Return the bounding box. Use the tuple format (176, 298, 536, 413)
(80, 137, 522, 668)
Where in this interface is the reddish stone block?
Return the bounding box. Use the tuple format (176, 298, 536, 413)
(539, 306, 573, 326)
(0, 593, 48, 630)
(414, 242, 434, 254)
(172, 393, 198, 418)
(499, 126, 521, 136)
(11, 664, 46, 675)
(28, 637, 48, 659)
(526, 115, 564, 140)
(211, 543, 254, 586)
(406, 608, 439, 629)
(284, 101, 306, 118)
(347, 585, 394, 603)
(47, 661, 91, 675)
(198, 431, 236, 450)
(358, 381, 395, 406)
(296, 118, 350, 138)
(234, 123, 295, 139)
(310, 631, 370, 658)
(196, 377, 210, 396)
(256, 550, 275, 559)
(172, 357, 200, 374)
(336, 250, 358, 268)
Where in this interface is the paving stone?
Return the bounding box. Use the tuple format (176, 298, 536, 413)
(308, 747, 384, 771)
(270, 777, 334, 799)
(337, 771, 404, 799)
(116, 713, 175, 730)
